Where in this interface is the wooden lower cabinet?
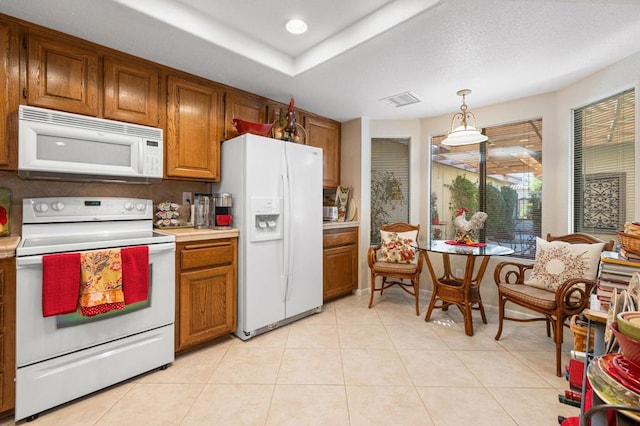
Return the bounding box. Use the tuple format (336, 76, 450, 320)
(0, 257, 15, 416)
(175, 238, 237, 353)
(323, 227, 358, 302)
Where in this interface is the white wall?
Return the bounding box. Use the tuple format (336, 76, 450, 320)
(341, 118, 370, 292)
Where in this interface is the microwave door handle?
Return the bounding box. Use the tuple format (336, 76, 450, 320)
(138, 139, 144, 173)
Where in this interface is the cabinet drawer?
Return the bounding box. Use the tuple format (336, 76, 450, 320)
(180, 242, 233, 270)
(323, 228, 357, 248)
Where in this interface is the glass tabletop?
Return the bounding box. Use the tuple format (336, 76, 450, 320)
(423, 240, 515, 256)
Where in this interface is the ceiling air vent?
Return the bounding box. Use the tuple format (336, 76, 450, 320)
(380, 91, 421, 107)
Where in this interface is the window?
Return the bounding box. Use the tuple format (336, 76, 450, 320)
(573, 89, 635, 240)
(370, 138, 410, 244)
(431, 119, 543, 258)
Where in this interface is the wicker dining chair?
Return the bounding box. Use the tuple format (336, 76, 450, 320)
(493, 233, 614, 376)
(368, 222, 423, 315)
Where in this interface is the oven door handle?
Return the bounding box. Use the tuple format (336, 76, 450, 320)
(16, 242, 176, 267)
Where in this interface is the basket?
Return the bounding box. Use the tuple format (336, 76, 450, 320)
(570, 315, 594, 352)
(616, 231, 640, 256)
(232, 119, 274, 137)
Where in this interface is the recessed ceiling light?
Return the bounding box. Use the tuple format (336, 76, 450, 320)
(285, 18, 308, 35)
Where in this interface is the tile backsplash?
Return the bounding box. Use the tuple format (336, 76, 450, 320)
(0, 171, 209, 235)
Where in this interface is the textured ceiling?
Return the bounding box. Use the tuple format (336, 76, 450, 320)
(2, 0, 640, 122)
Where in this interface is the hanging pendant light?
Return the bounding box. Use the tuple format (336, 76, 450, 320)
(441, 89, 488, 146)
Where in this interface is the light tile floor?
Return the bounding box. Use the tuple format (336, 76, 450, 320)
(8, 290, 582, 425)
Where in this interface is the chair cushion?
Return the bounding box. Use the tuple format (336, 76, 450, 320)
(524, 237, 604, 292)
(378, 230, 419, 264)
(372, 260, 418, 274)
(499, 283, 557, 310)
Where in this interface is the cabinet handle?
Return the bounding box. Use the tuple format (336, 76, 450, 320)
(184, 242, 228, 250)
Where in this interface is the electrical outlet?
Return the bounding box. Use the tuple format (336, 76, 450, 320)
(182, 191, 192, 205)
(456, 268, 463, 277)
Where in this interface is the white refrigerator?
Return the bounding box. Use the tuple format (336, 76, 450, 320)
(213, 134, 323, 339)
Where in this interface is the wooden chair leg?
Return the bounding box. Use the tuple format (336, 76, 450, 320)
(495, 296, 506, 340)
(478, 300, 487, 324)
(413, 278, 420, 316)
(424, 290, 438, 322)
(368, 273, 376, 309)
(554, 317, 564, 377)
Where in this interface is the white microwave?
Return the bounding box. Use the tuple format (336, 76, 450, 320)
(18, 105, 163, 183)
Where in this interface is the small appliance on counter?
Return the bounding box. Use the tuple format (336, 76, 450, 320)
(213, 193, 233, 229)
(323, 206, 338, 222)
(194, 193, 212, 229)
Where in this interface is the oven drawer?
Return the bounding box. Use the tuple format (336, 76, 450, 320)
(180, 240, 233, 270)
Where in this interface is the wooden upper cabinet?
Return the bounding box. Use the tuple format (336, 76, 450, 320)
(25, 32, 99, 116)
(166, 75, 223, 181)
(305, 115, 341, 188)
(224, 90, 267, 140)
(0, 19, 19, 170)
(103, 56, 160, 126)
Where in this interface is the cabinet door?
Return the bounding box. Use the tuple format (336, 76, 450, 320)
(166, 75, 223, 180)
(305, 115, 341, 187)
(224, 90, 267, 140)
(323, 244, 358, 301)
(103, 56, 160, 126)
(0, 20, 18, 170)
(323, 227, 358, 301)
(25, 32, 99, 115)
(177, 264, 236, 349)
(0, 258, 15, 414)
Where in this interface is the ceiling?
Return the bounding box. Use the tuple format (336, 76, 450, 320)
(2, 0, 640, 123)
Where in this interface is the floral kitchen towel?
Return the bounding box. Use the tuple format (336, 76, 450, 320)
(80, 249, 125, 316)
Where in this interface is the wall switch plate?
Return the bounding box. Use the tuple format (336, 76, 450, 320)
(182, 192, 192, 205)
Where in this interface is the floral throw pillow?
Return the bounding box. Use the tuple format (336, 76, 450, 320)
(524, 237, 604, 292)
(379, 230, 419, 264)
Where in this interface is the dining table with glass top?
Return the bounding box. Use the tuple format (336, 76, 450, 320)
(418, 240, 514, 336)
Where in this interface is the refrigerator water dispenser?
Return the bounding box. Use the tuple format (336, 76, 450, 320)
(250, 197, 282, 241)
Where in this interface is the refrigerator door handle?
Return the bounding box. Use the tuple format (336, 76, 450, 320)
(280, 159, 291, 302)
(283, 148, 295, 302)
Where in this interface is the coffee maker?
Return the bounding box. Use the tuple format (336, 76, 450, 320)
(213, 193, 233, 229)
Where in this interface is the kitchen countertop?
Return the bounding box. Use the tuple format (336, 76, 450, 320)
(323, 221, 360, 230)
(0, 235, 20, 259)
(156, 227, 239, 243)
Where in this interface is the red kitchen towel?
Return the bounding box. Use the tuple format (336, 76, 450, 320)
(42, 252, 81, 317)
(122, 246, 149, 304)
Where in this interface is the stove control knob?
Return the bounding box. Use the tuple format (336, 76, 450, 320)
(34, 202, 49, 213)
(51, 201, 65, 211)
(135, 202, 146, 211)
(124, 202, 134, 211)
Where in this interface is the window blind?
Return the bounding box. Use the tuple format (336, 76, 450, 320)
(573, 89, 635, 238)
(371, 138, 410, 244)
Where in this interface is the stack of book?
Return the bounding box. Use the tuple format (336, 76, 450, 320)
(597, 251, 640, 309)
